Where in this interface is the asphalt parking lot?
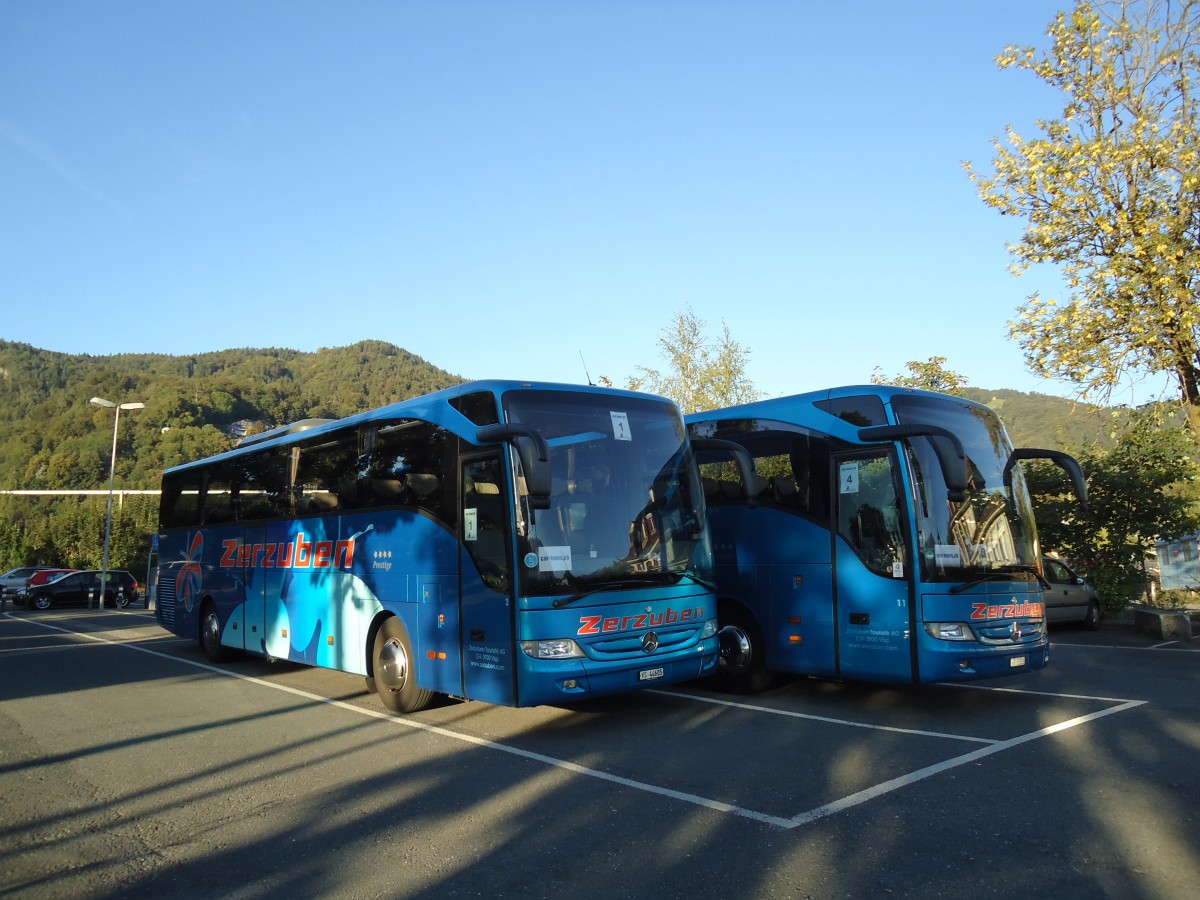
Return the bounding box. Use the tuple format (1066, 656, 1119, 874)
(1, 609, 1197, 899)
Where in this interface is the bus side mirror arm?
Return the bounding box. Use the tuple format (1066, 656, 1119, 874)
(858, 424, 969, 503)
(691, 438, 764, 506)
(476, 424, 553, 509)
(1003, 449, 1089, 511)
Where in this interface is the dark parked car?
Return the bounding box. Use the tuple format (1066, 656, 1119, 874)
(1042, 557, 1101, 629)
(20, 570, 140, 611)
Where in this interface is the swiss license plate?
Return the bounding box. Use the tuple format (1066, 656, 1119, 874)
(1009, 656, 1026, 668)
(639, 667, 665, 681)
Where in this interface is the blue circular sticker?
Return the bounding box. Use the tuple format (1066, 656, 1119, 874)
(524, 552, 539, 569)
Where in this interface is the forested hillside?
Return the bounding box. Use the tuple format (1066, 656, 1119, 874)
(0, 338, 1152, 576)
(0, 339, 464, 492)
(0, 339, 466, 572)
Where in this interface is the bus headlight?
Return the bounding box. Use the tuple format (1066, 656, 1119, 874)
(521, 638, 585, 659)
(699, 618, 719, 640)
(924, 622, 976, 642)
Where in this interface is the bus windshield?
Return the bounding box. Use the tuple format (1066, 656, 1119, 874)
(502, 390, 713, 596)
(890, 394, 1039, 583)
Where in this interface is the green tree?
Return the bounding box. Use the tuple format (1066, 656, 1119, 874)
(1025, 410, 1200, 610)
(870, 356, 970, 395)
(625, 307, 762, 414)
(967, 0, 1200, 436)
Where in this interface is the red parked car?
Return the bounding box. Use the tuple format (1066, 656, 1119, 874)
(21, 568, 76, 595)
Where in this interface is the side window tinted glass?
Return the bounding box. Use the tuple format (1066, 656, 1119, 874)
(161, 470, 202, 529)
(362, 420, 456, 527)
(450, 391, 501, 426)
(815, 395, 888, 427)
(462, 455, 510, 593)
(236, 449, 290, 521)
(837, 454, 905, 577)
(694, 418, 832, 522)
(294, 434, 357, 517)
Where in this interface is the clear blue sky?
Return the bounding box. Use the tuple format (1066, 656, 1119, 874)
(0, 1, 1171, 406)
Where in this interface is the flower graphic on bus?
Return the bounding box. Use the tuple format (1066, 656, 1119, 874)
(177, 532, 204, 612)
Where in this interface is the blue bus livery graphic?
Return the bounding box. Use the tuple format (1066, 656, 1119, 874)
(156, 380, 724, 713)
(686, 384, 1086, 688)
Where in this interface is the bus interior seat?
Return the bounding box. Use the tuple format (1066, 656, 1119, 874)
(772, 475, 797, 502)
(704, 478, 745, 503)
(371, 478, 405, 503)
(406, 473, 440, 499)
(299, 491, 339, 513)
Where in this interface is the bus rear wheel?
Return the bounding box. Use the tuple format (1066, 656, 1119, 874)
(372, 617, 433, 714)
(712, 606, 773, 694)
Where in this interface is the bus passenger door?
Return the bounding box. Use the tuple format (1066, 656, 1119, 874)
(832, 451, 916, 682)
(458, 454, 517, 705)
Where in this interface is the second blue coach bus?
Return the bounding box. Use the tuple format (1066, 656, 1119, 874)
(687, 385, 1086, 689)
(157, 380, 724, 712)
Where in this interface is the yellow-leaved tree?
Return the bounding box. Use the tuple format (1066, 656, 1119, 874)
(966, 0, 1200, 436)
(623, 306, 762, 415)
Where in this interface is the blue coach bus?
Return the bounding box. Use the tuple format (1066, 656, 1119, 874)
(686, 385, 1086, 689)
(157, 380, 723, 712)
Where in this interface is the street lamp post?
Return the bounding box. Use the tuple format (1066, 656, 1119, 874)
(90, 397, 144, 610)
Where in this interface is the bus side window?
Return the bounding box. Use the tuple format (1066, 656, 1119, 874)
(238, 448, 289, 521)
(463, 457, 510, 592)
(295, 435, 356, 516)
(837, 455, 903, 576)
(204, 464, 235, 526)
(161, 472, 201, 529)
(369, 420, 455, 527)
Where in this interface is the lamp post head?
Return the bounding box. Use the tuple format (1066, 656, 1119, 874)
(90, 397, 144, 411)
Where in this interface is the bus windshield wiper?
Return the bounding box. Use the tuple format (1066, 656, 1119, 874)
(552, 578, 663, 608)
(950, 566, 1048, 594)
(672, 570, 717, 591)
(550, 568, 716, 608)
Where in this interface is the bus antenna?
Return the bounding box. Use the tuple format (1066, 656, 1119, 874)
(579, 351, 594, 386)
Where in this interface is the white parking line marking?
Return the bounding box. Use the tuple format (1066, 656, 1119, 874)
(13, 616, 1147, 832)
(652, 688, 997, 744)
(13, 616, 797, 830)
(788, 699, 1145, 825)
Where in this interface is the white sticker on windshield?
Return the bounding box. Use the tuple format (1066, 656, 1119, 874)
(538, 546, 572, 572)
(935, 544, 962, 568)
(464, 508, 478, 542)
(610, 411, 632, 441)
(839, 462, 860, 494)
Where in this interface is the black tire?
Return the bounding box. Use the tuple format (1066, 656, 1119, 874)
(199, 602, 230, 663)
(33, 593, 52, 611)
(1084, 599, 1101, 631)
(372, 616, 433, 713)
(116, 593, 131, 609)
(710, 604, 773, 694)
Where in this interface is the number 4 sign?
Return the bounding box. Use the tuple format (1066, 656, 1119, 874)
(839, 462, 860, 494)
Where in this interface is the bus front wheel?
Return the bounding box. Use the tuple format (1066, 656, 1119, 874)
(712, 607, 773, 694)
(372, 617, 433, 714)
(199, 602, 230, 663)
